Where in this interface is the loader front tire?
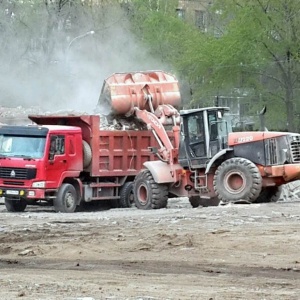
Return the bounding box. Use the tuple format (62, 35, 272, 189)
(133, 170, 168, 210)
(213, 157, 262, 203)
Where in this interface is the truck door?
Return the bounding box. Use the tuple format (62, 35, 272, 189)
(46, 134, 67, 188)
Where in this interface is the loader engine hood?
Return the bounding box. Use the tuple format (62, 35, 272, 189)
(228, 131, 289, 146)
(229, 131, 300, 165)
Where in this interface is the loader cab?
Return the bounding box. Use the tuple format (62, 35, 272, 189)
(179, 107, 231, 168)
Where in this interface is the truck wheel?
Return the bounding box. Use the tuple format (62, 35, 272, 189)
(213, 157, 262, 203)
(4, 198, 27, 212)
(133, 170, 168, 209)
(54, 183, 77, 213)
(119, 182, 134, 208)
(189, 196, 220, 207)
(254, 186, 282, 203)
(83, 140, 92, 168)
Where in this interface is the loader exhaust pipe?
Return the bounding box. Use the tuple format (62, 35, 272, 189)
(259, 106, 267, 131)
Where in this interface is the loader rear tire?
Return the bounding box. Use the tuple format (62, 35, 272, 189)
(254, 186, 282, 203)
(133, 170, 168, 210)
(213, 157, 262, 203)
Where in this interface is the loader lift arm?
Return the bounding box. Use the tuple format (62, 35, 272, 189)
(133, 104, 180, 165)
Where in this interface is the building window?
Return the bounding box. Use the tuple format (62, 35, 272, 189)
(195, 10, 206, 30)
(176, 8, 185, 19)
(240, 102, 251, 117)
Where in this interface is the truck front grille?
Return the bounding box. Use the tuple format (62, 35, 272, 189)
(290, 136, 300, 163)
(0, 167, 36, 180)
(3, 180, 25, 186)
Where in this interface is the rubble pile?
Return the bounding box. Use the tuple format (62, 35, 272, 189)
(0, 106, 146, 131)
(0, 106, 43, 125)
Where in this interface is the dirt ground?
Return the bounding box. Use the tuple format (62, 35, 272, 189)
(0, 198, 299, 300)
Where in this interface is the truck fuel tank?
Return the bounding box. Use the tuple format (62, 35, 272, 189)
(97, 71, 181, 116)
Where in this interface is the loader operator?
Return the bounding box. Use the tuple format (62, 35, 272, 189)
(189, 115, 205, 157)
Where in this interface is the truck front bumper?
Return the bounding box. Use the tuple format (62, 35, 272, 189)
(0, 188, 46, 199)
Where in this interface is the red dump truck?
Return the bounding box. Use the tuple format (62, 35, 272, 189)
(0, 71, 179, 212)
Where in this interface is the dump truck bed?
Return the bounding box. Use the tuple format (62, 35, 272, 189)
(95, 129, 173, 177)
(29, 114, 174, 177)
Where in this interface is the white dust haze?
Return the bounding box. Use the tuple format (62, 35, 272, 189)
(0, 3, 172, 115)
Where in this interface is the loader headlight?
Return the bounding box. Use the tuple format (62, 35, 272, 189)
(32, 181, 46, 188)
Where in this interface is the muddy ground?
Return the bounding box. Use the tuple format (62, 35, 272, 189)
(0, 198, 299, 300)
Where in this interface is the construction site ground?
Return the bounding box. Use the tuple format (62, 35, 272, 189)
(0, 198, 299, 300)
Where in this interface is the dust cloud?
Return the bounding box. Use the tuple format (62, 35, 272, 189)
(0, 2, 171, 115)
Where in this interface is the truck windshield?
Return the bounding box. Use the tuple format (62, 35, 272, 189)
(0, 135, 46, 159)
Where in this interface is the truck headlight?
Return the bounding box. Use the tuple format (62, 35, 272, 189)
(32, 181, 46, 188)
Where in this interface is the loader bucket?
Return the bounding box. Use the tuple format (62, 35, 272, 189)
(97, 71, 181, 116)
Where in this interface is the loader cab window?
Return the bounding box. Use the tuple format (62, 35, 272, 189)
(217, 112, 232, 141)
(208, 110, 232, 152)
(187, 113, 206, 157)
(188, 114, 204, 142)
(208, 112, 218, 141)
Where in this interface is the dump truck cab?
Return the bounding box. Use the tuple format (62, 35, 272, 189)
(179, 107, 232, 168)
(0, 124, 83, 211)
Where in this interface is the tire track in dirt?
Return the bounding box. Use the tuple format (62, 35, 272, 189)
(1, 258, 299, 281)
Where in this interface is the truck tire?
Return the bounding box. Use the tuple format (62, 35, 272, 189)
(4, 198, 27, 212)
(254, 186, 282, 203)
(83, 140, 92, 168)
(133, 170, 168, 209)
(213, 157, 262, 203)
(54, 183, 77, 213)
(189, 196, 220, 208)
(119, 182, 134, 208)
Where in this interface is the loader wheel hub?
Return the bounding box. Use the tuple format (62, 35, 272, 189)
(137, 184, 148, 204)
(224, 171, 246, 194)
